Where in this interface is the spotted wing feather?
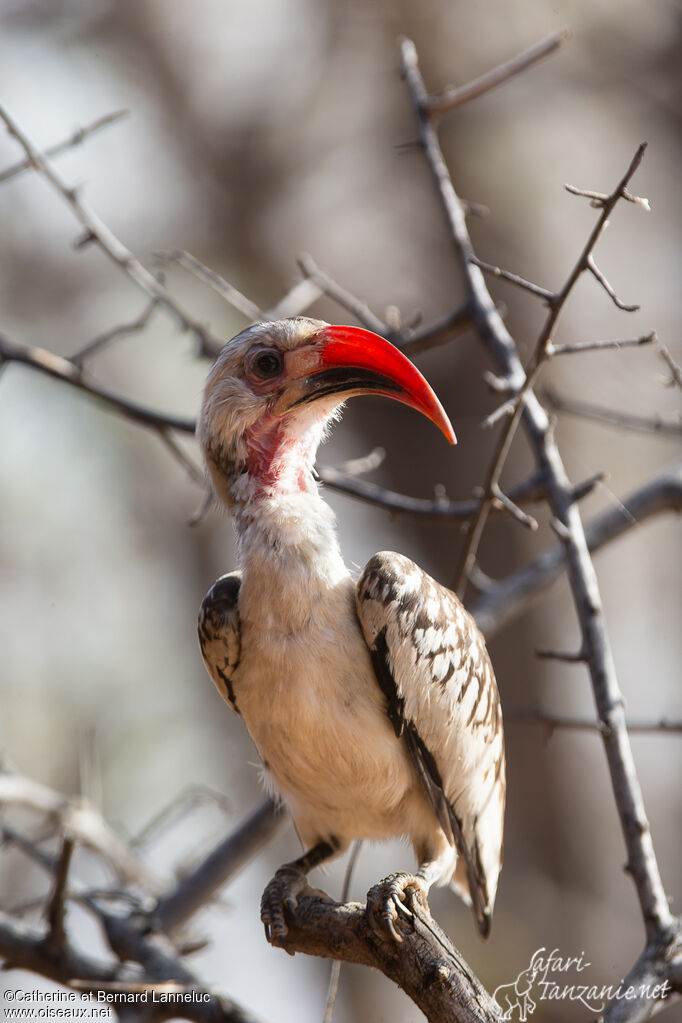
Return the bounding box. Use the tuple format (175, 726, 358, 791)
(356, 551, 505, 937)
(198, 572, 242, 715)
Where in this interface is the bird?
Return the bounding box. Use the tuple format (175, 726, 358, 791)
(196, 316, 505, 948)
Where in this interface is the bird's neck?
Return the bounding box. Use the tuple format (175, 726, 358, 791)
(229, 433, 349, 625)
(234, 485, 349, 631)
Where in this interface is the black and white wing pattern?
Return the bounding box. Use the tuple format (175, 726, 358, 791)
(198, 572, 242, 715)
(356, 551, 505, 937)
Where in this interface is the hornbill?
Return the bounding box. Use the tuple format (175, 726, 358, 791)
(197, 317, 505, 946)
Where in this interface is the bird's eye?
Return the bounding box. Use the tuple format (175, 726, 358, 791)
(248, 348, 284, 380)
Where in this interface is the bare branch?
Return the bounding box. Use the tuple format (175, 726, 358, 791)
(155, 428, 206, 489)
(586, 254, 640, 312)
(399, 300, 474, 355)
(544, 388, 682, 437)
(534, 647, 587, 663)
(469, 255, 555, 303)
(297, 253, 389, 335)
(268, 277, 324, 319)
(320, 465, 548, 521)
(155, 798, 286, 934)
(0, 105, 222, 358)
(506, 709, 682, 736)
(0, 770, 160, 891)
(489, 482, 538, 530)
(327, 446, 386, 477)
(550, 332, 655, 356)
(453, 138, 649, 591)
(657, 342, 682, 391)
(0, 110, 128, 184)
(156, 250, 266, 322)
(0, 908, 265, 1023)
(44, 836, 75, 955)
(472, 461, 682, 637)
(323, 841, 363, 1023)
(0, 334, 196, 434)
(71, 298, 158, 365)
(565, 182, 651, 212)
(401, 40, 674, 955)
(425, 29, 570, 117)
(602, 931, 681, 1022)
(270, 888, 503, 1023)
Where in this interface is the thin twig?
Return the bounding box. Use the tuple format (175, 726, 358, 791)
(586, 254, 640, 312)
(156, 250, 266, 322)
(297, 253, 388, 335)
(550, 332, 655, 356)
(657, 342, 682, 391)
(0, 770, 160, 890)
(506, 709, 682, 736)
(268, 277, 324, 319)
(472, 461, 682, 636)
(0, 105, 222, 359)
(565, 181, 651, 212)
(0, 110, 128, 184)
(454, 143, 650, 593)
(425, 29, 570, 117)
(469, 256, 555, 303)
(0, 334, 196, 434)
(71, 298, 158, 365)
(323, 841, 363, 1023)
(543, 388, 682, 437)
(534, 647, 587, 663)
(398, 300, 474, 355)
(320, 465, 547, 521)
(327, 447, 386, 477)
(155, 428, 207, 488)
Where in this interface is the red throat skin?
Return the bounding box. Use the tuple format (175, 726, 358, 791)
(244, 415, 313, 495)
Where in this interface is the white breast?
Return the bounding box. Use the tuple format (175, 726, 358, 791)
(235, 573, 421, 847)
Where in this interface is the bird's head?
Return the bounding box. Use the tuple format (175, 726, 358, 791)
(198, 316, 455, 508)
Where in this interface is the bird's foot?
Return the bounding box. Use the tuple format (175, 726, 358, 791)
(260, 865, 316, 954)
(366, 872, 429, 943)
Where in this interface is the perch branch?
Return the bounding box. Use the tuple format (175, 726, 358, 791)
(270, 888, 503, 1023)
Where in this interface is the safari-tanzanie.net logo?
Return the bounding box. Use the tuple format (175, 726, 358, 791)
(492, 947, 671, 1020)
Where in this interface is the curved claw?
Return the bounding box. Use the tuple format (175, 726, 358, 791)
(366, 872, 429, 944)
(260, 865, 307, 955)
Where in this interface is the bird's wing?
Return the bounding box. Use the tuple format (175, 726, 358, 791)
(355, 551, 505, 936)
(198, 572, 242, 715)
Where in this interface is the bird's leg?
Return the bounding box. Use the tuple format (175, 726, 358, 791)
(367, 859, 440, 943)
(260, 839, 337, 952)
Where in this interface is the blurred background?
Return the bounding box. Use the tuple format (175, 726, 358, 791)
(0, 1, 680, 1021)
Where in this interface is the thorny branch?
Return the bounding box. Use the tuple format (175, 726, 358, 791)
(1, 28, 680, 1023)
